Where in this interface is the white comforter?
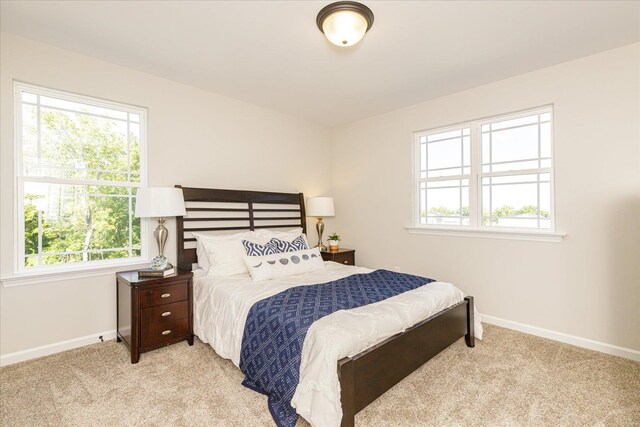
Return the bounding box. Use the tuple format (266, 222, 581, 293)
(193, 263, 483, 427)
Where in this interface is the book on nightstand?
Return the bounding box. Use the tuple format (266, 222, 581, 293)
(137, 267, 175, 278)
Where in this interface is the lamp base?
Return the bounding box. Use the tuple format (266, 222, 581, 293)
(150, 255, 170, 270)
(151, 218, 170, 270)
(315, 217, 327, 252)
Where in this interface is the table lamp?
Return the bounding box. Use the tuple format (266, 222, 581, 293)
(306, 197, 335, 251)
(135, 187, 186, 270)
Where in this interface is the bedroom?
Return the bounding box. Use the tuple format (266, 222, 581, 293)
(0, 1, 639, 426)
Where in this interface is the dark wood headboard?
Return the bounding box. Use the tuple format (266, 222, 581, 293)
(175, 186, 306, 271)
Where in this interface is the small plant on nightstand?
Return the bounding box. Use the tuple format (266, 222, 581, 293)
(327, 233, 341, 252)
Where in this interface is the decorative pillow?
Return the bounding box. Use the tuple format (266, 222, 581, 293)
(242, 239, 279, 256)
(244, 247, 325, 282)
(243, 235, 309, 256)
(193, 231, 258, 277)
(272, 235, 308, 252)
(256, 228, 311, 249)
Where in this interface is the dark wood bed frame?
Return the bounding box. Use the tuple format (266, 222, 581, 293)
(175, 185, 475, 427)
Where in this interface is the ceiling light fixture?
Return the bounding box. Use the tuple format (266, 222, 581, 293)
(316, 1, 374, 47)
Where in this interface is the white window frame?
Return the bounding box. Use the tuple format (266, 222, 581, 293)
(408, 106, 566, 242)
(414, 123, 474, 227)
(4, 82, 150, 285)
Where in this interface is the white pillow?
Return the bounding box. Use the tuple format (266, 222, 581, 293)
(254, 227, 310, 247)
(193, 231, 230, 273)
(195, 238, 210, 272)
(244, 247, 325, 282)
(193, 231, 259, 277)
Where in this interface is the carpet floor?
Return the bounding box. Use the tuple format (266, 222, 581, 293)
(1, 324, 639, 426)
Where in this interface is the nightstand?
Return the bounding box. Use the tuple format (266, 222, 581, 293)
(320, 248, 355, 266)
(116, 269, 193, 363)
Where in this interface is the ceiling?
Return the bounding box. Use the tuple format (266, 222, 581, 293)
(1, 1, 639, 127)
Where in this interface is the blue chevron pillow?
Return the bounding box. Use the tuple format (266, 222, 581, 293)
(272, 235, 308, 253)
(243, 235, 309, 256)
(242, 239, 279, 256)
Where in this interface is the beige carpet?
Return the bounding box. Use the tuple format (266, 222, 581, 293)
(1, 324, 639, 426)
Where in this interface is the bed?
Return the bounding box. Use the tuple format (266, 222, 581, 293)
(175, 186, 481, 427)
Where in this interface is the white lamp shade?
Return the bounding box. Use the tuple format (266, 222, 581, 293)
(135, 187, 186, 218)
(306, 197, 335, 217)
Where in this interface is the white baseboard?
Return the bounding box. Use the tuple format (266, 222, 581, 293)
(3, 316, 639, 367)
(481, 314, 640, 362)
(0, 329, 117, 367)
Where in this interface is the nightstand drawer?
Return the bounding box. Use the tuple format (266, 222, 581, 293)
(141, 300, 188, 329)
(140, 282, 187, 308)
(321, 249, 355, 266)
(141, 317, 188, 348)
(332, 253, 354, 265)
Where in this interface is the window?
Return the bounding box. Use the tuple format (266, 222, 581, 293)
(14, 82, 147, 273)
(414, 107, 555, 233)
(417, 127, 471, 226)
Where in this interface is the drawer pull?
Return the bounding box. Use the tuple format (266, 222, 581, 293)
(161, 293, 171, 298)
(162, 330, 172, 335)
(343, 260, 349, 264)
(161, 311, 171, 317)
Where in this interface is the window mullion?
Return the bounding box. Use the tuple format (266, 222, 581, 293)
(36, 205, 42, 266)
(421, 174, 469, 183)
(487, 123, 493, 226)
(479, 167, 551, 178)
(459, 135, 463, 225)
(469, 123, 480, 227)
(20, 176, 141, 188)
(14, 87, 25, 273)
(36, 94, 41, 168)
(127, 113, 133, 257)
(414, 135, 421, 226)
(537, 116, 542, 228)
(129, 187, 133, 258)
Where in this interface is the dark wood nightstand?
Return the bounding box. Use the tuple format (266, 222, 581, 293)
(320, 248, 355, 266)
(116, 269, 193, 363)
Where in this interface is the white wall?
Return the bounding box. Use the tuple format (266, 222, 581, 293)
(0, 33, 332, 357)
(2, 33, 638, 362)
(330, 43, 640, 352)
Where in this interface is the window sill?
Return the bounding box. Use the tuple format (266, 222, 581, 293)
(405, 226, 566, 242)
(1, 258, 151, 287)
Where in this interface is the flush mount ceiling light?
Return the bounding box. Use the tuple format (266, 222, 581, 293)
(316, 1, 374, 47)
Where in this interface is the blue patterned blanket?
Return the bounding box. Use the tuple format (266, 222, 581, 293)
(239, 269, 435, 427)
